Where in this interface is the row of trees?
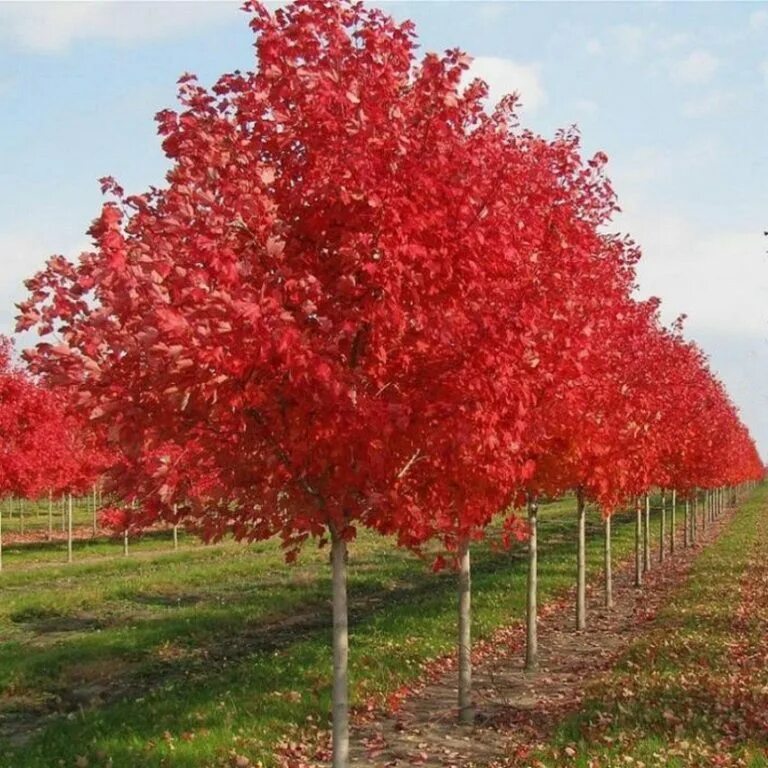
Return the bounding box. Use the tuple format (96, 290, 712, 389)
(0, 337, 111, 569)
(9, 1, 763, 765)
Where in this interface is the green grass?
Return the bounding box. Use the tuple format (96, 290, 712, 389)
(0, 494, 200, 567)
(2, 494, 99, 535)
(0, 495, 670, 768)
(528, 484, 768, 768)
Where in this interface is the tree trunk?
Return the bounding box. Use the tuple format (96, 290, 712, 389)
(604, 514, 613, 610)
(457, 537, 473, 724)
(643, 494, 651, 573)
(635, 497, 643, 588)
(670, 489, 676, 555)
(19, 498, 24, 536)
(331, 529, 350, 767)
(659, 490, 666, 563)
(576, 489, 586, 631)
(92, 484, 98, 536)
(0, 498, 4, 573)
(123, 529, 129, 556)
(692, 493, 697, 544)
(525, 496, 538, 671)
(173, 525, 179, 550)
(48, 492, 53, 539)
(67, 493, 73, 564)
(684, 498, 690, 548)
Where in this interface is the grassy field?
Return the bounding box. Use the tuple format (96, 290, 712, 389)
(529, 484, 768, 768)
(0, 494, 194, 568)
(2, 494, 100, 537)
(0, 495, 671, 767)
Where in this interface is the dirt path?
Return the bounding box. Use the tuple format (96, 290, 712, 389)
(343, 508, 735, 767)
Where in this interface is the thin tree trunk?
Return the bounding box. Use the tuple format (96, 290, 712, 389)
(604, 514, 613, 610)
(0, 498, 4, 573)
(48, 492, 53, 539)
(525, 495, 538, 671)
(123, 529, 129, 556)
(331, 529, 350, 766)
(173, 525, 179, 550)
(67, 493, 73, 563)
(659, 489, 666, 563)
(684, 498, 690, 548)
(19, 498, 24, 536)
(457, 536, 473, 724)
(635, 497, 643, 588)
(670, 489, 676, 555)
(576, 489, 586, 631)
(92, 484, 98, 536)
(690, 494, 695, 544)
(643, 494, 651, 573)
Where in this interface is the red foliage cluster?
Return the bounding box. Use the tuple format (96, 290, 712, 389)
(15, 0, 762, 557)
(0, 335, 109, 500)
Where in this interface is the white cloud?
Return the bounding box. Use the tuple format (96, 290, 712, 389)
(749, 9, 768, 31)
(619, 207, 768, 337)
(476, 3, 508, 22)
(585, 38, 603, 56)
(681, 89, 729, 117)
(0, 2, 238, 54)
(658, 32, 690, 51)
(612, 24, 645, 60)
(465, 56, 546, 114)
(672, 50, 720, 84)
(614, 196, 768, 456)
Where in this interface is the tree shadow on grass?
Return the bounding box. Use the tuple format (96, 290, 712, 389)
(0, 508, 637, 767)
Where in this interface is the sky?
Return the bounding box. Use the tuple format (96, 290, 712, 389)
(0, 0, 767, 457)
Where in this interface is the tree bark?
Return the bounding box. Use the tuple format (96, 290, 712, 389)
(525, 496, 538, 671)
(684, 498, 690, 548)
(643, 494, 651, 573)
(604, 514, 613, 610)
(691, 493, 697, 544)
(67, 493, 73, 564)
(659, 489, 666, 563)
(576, 489, 586, 631)
(635, 497, 643, 587)
(457, 536, 473, 724)
(670, 489, 676, 555)
(92, 484, 98, 536)
(331, 528, 350, 767)
(48, 492, 53, 538)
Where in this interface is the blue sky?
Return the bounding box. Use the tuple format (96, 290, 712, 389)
(1, 1, 767, 456)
